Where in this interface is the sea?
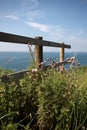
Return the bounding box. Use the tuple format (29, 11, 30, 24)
(0, 51, 87, 71)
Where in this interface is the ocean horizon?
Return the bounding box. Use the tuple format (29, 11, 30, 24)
(0, 51, 87, 71)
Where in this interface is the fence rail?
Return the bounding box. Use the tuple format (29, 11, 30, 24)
(0, 60, 71, 82)
(0, 32, 71, 48)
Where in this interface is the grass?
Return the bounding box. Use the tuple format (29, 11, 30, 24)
(0, 66, 87, 130)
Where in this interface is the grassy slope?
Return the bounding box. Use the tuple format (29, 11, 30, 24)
(0, 66, 87, 130)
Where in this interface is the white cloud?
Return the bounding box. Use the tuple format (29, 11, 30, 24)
(66, 35, 87, 52)
(25, 20, 87, 50)
(21, 0, 39, 9)
(26, 20, 65, 35)
(26, 21, 49, 32)
(0, 42, 28, 52)
(47, 25, 65, 41)
(26, 10, 45, 19)
(19, 0, 45, 21)
(68, 35, 87, 44)
(5, 15, 19, 20)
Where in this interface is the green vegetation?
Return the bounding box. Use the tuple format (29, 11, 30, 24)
(0, 67, 87, 130)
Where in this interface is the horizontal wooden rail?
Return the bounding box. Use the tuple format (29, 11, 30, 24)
(0, 60, 71, 82)
(56, 60, 71, 66)
(0, 32, 71, 48)
(0, 69, 31, 82)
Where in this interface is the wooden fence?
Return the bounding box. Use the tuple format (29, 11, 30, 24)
(0, 32, 71, 81)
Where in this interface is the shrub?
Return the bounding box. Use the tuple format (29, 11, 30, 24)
(0, 67, 87, 130)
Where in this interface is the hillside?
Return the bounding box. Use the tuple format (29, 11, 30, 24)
(0, 67, 87, 130)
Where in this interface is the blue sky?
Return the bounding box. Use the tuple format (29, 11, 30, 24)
(0, 0, 87, 52)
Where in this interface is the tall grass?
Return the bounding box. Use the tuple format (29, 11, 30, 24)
(0, 67, 87, 130)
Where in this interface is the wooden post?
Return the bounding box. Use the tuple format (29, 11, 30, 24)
(34, 36, 43, 66)
(60, 43, 64, 62)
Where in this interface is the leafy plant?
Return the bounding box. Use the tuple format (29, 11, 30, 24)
(0, 67, 87, 130)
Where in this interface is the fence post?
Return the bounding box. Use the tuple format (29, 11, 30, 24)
(34, 36, 43, 66)
(60, 43, 64, 62)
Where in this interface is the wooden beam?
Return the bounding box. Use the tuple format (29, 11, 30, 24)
(0, 59, 71, 82)
(0, 69, 31, 82)
(0, 32, 71, 48)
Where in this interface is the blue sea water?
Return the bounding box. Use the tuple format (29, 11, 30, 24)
(0, 51, 87, 71)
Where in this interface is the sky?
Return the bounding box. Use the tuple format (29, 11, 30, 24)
(0, 0, 87, 52)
